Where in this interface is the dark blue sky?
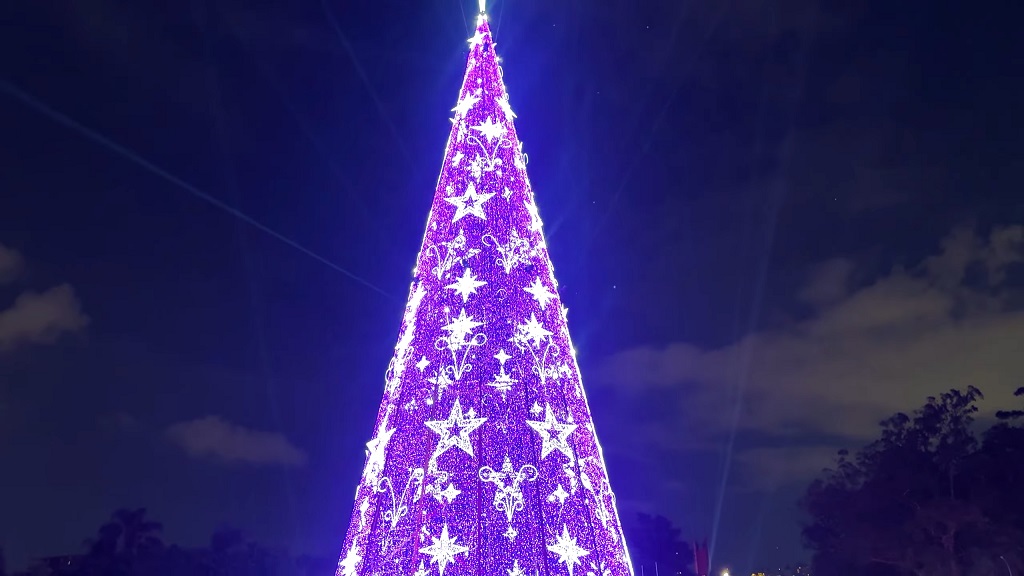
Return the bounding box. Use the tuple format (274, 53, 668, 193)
(2, 0, 1023, 574)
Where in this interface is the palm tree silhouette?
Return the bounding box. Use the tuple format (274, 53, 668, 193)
(81, 508, 163, 576)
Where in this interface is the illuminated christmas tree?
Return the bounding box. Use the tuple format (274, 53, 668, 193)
(336, 4, 634, 576)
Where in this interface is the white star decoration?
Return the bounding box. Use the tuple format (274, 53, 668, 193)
(524, 277, 556, 310)
(416, 356, 431, 372)
(508, 560, 526, 576)
(524, 198, 543, 232)
(338, 544, 361, 576)
(548, 484, 570, 505)
(445, 268, 487, 302)
(497, 95, 516, 120)
(420, 524, 470, 576)
(452, 92, 480, 117)
(426, 398, 488, 459)
(472, 116, 506, 143)
(363, 423, 395, 482)
(517, 313, 553, 348)
(488, 364, 517, 396)
(468, 29, 487, 49)
(357, 498, 369, 529)
(442, 308, 483, 347)
(438, 483, 461, 503)
(547, 524, 590, 576)
(446, 182, 495, 222)
(504, 525, 518, 542)
(527, 403, 577, 461)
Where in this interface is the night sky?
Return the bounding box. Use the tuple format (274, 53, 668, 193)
(2, 0, 1023, 573)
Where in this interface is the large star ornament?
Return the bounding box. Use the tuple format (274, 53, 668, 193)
(446, 182, 495, 222)
(452, 91, 481, 117)
(467, 29, 487, 49)
(472, 116, 506, 143)
(547, 524, 590, 576)
(420, 524, 470, 576)
(526, 403, 577, 461)
(442, 308, 484, 347)
(445, 268, 487, 302)
(426, 398, 488, 459)
(516, 313, 553, 348)
(524, 277, 556, 310)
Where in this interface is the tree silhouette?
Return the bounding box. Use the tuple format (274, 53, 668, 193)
(994, 386, 1024, 421)
(622, 513, 694, 576)
(78, 508, 163, 576)
(802, 387, 1024, 576)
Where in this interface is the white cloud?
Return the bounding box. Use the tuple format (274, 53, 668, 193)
(596, 224, 1024, 486)
(0, 244, 24, 284)
(798, 257, 855, 307)
(166, 415, 307, 467)
(0, 244, 88, 350)
(0, 284, 89, 350)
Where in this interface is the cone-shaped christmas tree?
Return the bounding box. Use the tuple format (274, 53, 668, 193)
(336, 7, 634, 576)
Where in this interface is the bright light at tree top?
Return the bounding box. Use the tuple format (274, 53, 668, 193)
(334, 10, 635, 576)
